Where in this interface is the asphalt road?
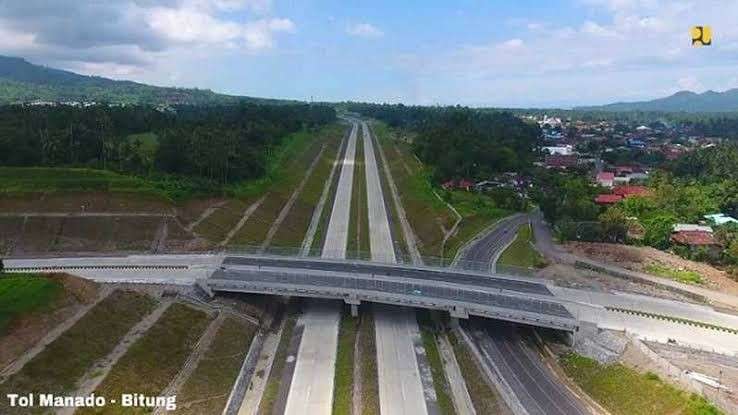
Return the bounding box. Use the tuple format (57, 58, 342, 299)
(456, 213, 529, 268)
(222, 256, 553, 296)
(458, 214, 591, 415)
(468, 320, 588, 415)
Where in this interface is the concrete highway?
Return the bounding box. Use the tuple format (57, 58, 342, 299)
(362, 121, 430, 415)
(457, 217, 591, 415)
(283, 120, 358, 415)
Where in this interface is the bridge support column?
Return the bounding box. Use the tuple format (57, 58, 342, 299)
(344, 296, 360, 317)
(449, 317, 460, 329)
(571, 321, 598, 346)
(449, 306, 469, 319)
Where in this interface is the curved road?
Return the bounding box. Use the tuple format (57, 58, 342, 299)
(457, 215, 591, 415)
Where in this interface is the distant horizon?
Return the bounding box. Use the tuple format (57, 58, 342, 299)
(1, 1, 736, 107)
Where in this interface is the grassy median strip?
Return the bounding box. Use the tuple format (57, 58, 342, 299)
(332, 308, 358, 415)
(175, 317, 258, 414)
(0, 274, 63, 334)
(258, 308, 298, 415)
(359, 309, 380, 415)
(417, 311, 456, 415)
(498, 223, 546, 269)
(348, 134, 370, 260)
(447, 330, 502, 414)
(561, 353, 722, 415)
(0, 290, 156, 414)
(79, 302, 211, 415)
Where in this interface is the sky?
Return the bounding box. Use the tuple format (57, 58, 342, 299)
(1, 0, 738, 107)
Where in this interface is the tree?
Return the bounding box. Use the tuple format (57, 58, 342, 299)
(599, 207, 628, 243)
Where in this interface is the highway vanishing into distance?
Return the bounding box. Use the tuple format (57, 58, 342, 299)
(6, 119, 738, 415)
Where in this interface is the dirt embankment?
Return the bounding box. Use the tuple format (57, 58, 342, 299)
(565, 242, 738, 296)
(0, 274, 99, 368)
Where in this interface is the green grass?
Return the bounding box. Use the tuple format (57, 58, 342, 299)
(175, 317, 258, 415)
(417, 311, 456, 415)
(561, 353, 722, 415)
(498, 224, 547, 269)
(446, 330, 502, 414)
(358, 310, 380, 415)
(0, 274, 62, 334)
(372, 121, 511, 261)
(333, 310, 359, 415)
(81, 302, 211, 415)
(645, 263, 703, 285)
(258, 308, 298, 415)
(271, 124, 345, 248)
(0, 290, 156, 415)
(0, 167, 213, 201)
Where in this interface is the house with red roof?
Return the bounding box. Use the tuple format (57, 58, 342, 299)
(441, 179, 474, 191)
(595, 194, 623, 205)
(670, 226, 722, 257)
(596, 172, 615, 188)
(612, 185, 651, 198)
(545, 154, 578, 169)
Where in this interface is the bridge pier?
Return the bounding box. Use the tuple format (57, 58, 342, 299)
(344, 296, 361, 317)
(571, 321, 598, 346)
(449, 306, 469, 319)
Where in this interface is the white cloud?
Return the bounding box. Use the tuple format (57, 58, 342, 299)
(497, 38, 524, 50)
(346, 23, 384, 38)
(677, 75, 704, 92)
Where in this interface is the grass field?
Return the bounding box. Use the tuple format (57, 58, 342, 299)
(372, 122, 509, 262)
(416, 311, 456, 415)
(358, 309, 380, 415)
(270, 124, 345, 249)
(447, 330, 503, 414)
(498, 224, 547, 269)
(645, 263, 703, 285)
(230, 136, 324, 246)
(348, 133, 370, 260)
(373, 122, 453, 258)
(332, 309, 359, 415)
(0, 167, 208, 201)
(0, 290, 156, 414)
(561, 353, 722, 415)
(258, 308, 298, 415)
(0, 275, 62, 334)
(175, 317, 258, 414)
(81, 302, 211, 415)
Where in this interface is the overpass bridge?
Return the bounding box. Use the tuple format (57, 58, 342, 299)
(207, 255, 580, 332)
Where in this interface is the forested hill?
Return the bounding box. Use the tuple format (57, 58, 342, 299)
(577, 89, 738, 112)
(0, 103, 335, 194)
(0, 55, 287, 106)
(347, 103, 541, 180)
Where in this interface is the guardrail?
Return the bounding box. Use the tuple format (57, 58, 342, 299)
(606, 306, 737, 335)
(208, 271, 578, 332)
(5, 264, 189, 272)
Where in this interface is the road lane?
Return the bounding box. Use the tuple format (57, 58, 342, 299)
(283, 121, 358, 415)
(363, 121, 430, 415)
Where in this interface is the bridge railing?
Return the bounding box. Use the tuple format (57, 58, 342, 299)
(223, 245, 539, 278)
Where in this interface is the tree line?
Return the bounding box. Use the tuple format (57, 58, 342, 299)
(0, 103, 335, 184)
(346, 103, 541, 180)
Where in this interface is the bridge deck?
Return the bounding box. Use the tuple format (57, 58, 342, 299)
(222, 256, 552, 296)
(209, 268, 576, 331)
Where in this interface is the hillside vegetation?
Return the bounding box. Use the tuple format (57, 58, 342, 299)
(0, 55, 289, 106)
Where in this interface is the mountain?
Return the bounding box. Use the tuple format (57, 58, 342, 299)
(0, 55, 285, 106)
(577, 89, 738, 112)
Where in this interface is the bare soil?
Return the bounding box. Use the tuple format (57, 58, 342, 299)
(565, 242, 738, 296)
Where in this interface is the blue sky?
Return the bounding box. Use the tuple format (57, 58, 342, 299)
(2, 0, 738, 107)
